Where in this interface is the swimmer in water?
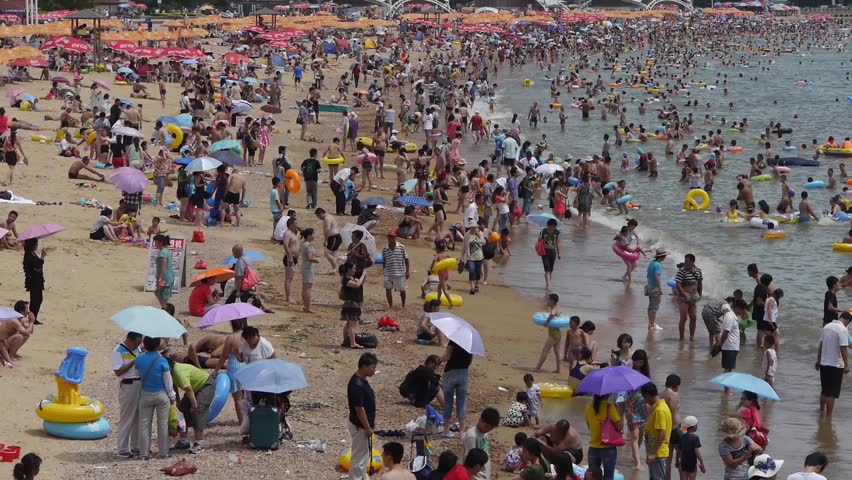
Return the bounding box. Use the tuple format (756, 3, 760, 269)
(798, 191, 819, 223)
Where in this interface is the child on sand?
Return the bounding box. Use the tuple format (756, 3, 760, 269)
(501, 391, 530, 427)
(503, 432, 527, 473)
(563, 315, 583, 363)
(762, 334, 777, 389)
(535, 293, 563, 373)
(146, 216, 167, 236)
(523, 374, 541, 426)
(430, 240, 454, 309)
(678, 416, 706, 479)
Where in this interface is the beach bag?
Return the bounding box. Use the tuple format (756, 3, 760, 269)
(191, 230, 205, 243)
(242, 267, 260, 291)
(160, 458, 197, 476)
(355, 332, 378, 349)
(535, 231, 546, 257)
(600, 404, 625, 447)
(748, 426, 768, 449)
(409, 433, 433, 480)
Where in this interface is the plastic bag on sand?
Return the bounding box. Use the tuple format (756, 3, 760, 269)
(405, 420, 419, 434)
(161, 458, 197, 476)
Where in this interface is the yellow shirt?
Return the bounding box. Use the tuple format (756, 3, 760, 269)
(119, 214, 137, 226)
(584, 399, 621, 449)
(172, 362, 210, 393)
(645, 399, 673, 458)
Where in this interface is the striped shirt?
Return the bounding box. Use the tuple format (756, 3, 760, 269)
(675, 265, 703, 287)
(111, 342, 141, 381)
(382, 243, 408, 277)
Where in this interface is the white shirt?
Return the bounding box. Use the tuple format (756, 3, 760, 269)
(819, 320, 849, 368)
(787, 473, 827, 480)
(111, 342, 141, 381)
(272, 215, 291, 241)
(239, 337, 275, 364)
(333, 168, 351, 186)
(423, 113, 433, 130)
(763, 348, 777, 377)
(502, 136, 519, 160)
(720, 309, 740, 351)
(465, 202, 479, 229)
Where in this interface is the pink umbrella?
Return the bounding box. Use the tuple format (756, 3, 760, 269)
(6, 88, 23, 99)
(17, 223, 64, 241)
(110, 167, 148, 193)
(40, 36, 92, 53)
(92, 79, 110, 90)
(196, 303, 265, 328)
(10, 58, 48, 67)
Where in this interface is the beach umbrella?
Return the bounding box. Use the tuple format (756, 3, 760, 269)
(209, 139, 241, 153)
(117, 66, 134, 75)
(398, 195, 432, 207)
(40, 36, 92, 53)
(173, 157, 194, 166)
(111, 306, 186, 339)
(17, 223, 64, 241)
(223, 52, 250, 65)
(0, 306, 22, 321)
(6, 88, 22, 99)
(20, 93, 35, 103)
(92, 79, 110, 90)
(111, 126, 142, 138)
(175, 113, 193, 128)
(117, 99, 134, 107)
(535, 163, 564, 175)
(577, 366, 651, 396)
(190, 267, 234, 286)
(197, 303, 265, 329)
(110, 167, 149, 193)
(429, 313, 485, 356)
(230, 102, 253, 115)
(233, 359, 308, 393)
(242, 77, 259, 84)
(157, 116, 178, 125)
(710, 372, 780, 401)
(210, 149, 245, 166)
(401, 178, 418, 193)
(52, 76, 69, 84)
(527, 212, 562, 227)
(107, 40, 136, 51)
(222, 251, 266, 265)
(361, 197, 390, 206)
(340, 223, 378, 261)
(185, 156, 222, 173)
(10, 58, 47, 67)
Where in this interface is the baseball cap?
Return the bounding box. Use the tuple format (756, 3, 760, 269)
(682, 416, 698, 428)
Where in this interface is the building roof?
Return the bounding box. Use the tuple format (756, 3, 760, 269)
(0, 0, 25, 11)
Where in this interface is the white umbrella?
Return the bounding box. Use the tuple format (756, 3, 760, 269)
(112, 126, 143, 138)
(0, 306, 23, 321)
(535, 164, 564, 176)
(340, 223, 378, 261)
(429, 313, 485, 356)
(185, 156, 223, 173)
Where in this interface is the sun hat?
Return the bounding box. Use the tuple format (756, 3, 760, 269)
(718, 417, 747, 439)
(682, 416, 698, 428)
(654, 248, 670, 258)
(748, 454, 784, 478)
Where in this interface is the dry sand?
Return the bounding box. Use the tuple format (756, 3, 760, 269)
(0, 40, 604, 480)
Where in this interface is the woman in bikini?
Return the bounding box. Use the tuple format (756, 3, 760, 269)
(3, 129, 27, 185)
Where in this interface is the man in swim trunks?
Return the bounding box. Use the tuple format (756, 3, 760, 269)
(316, 207, 342, 272)
(282, 217, 301, 303)
(798, 191, 819, 223)
(68, 157, 105, 181)
(675, 254, 703, 342)
(534, 419, 585, 464)
(224, 168, 246, 227)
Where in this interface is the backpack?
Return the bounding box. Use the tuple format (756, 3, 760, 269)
(355, 332, 378, 349)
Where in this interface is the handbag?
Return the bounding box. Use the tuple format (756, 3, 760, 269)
(600, 404, 625, 447)
(191, 230, 205, 243)
(535, 230, 546, 257)
(241, 267, 260, 291)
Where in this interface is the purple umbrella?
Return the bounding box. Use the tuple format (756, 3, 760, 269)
(576, 366, 651, 396)
(210, 149, 246, 166)
(17, 223, 64, 241)
(110, 167, 149, 193)
(196, 303, 265, 329)
(52, 76, 70, 84)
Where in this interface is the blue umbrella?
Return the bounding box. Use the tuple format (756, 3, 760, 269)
(362, 197, 390, 206)
(112, 306, 186, 339)
(209, 139, 241, 153)
(527, 212, 562, 227)
(182, 59, 198, 65)
(402, 178, 417, 193)
(577, 366, 651, 396)
(173, 156, 194, 166)
(242, 77, 259, 84)
(175, 113, 193, 128)
(157, 116, 178, 125)
(210, 149, 245, 166)
(223, 250, 266, 265)
(710, 372, 780, 401)
(233, 359, 308, 394)
(398, 195, 431, 207)
(20, 93, 36, 103)
(118, 98, 133, 107)
(117, 67, 134, 75)
(185, 156, 222, 173)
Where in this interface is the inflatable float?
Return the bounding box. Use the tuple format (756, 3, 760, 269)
(532, 312, 572, 328)
(768, 156, 819, 167)
(612, 244, 640, 262)
(339, 447, 384, 473)
(43, 418, 110, 440)
(833, 243, 852, 253)
(424, 292, 463, 307)
(432, 257, 458, 273)
(165, 124, 184, 151)
(817, 147, 852, 157)
(539, 383, 574, 399)
(284, 170, 301, 193)
(683, 189, 710, 211)
(207, 373, 231, 423)
(322, 156, 344, 165)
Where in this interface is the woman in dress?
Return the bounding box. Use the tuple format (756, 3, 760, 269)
(212, 318, 247, 425)
(300, 228, 319, 313)
(257, 118, 270, 167)
(153, 234, 174, 308)
(339, 261, 366, 349)
(22, 238, 46, 324)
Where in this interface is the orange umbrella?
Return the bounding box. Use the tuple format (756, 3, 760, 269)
(191, 268, 234, 287)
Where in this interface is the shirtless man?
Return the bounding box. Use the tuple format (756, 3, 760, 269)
(282, 217, 301, 303)
(660, 374, 682, 480)
(122, 104, 141, 129)
(158, 77, 167, 109)
(528, 102, 541, 129)
(80, 107, 97, 126)
(213, 105, 229, 126)
(130, 81, 149, 99)
(315, 207, 341, 272)
(533, 419, 585, 464)
(0, 210, 19, 249)
(798, 191, 819, 223)
(736, 178, 754, 210)
(0, 300, 35, 366)
(45, 107, 80, 127)
(224, 168, 246, 227)
(68, 157, 105, 181)
(562, 316, 584, 362)
(322, 137, 344, 184)
(173, 335, 225, 369)
(371, 130, 387, 179)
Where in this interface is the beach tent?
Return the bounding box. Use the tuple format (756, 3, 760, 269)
(364, 38, 377, 49)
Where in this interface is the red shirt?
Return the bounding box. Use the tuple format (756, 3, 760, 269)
(444, 464, 470, 480)
(188, 284, 211, 317)
(470, 115, 483, 133)
(447, 121, 463, 141)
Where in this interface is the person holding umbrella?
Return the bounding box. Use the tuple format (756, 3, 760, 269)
(22, 238, 46, 325)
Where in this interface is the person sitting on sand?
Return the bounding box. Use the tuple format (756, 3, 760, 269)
(164, 346, 221, 370)
(130, 80, 149, 99)
(146, 216, 167, 236)
(67, 157, 104, 181)
(118, 210, 144, 238)
(0, 210, 19, 249)
(189, 277, 221, 317)
(89, 208, 121, 241)
(0, 300, 35, 367)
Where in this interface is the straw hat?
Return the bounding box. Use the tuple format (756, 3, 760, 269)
(748, 454, 784, 478)
(654, 248, 670, 258)
(718, 417, 746, 439)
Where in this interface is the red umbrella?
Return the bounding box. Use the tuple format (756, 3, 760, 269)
(268, 39, 291, 49)
(223, 52, 250, 65)
(273, 4, 289, 10)
(164, 47, 204, 59)
(291, 3, 310, 8)
(0, 14, 19, 22)
(243, 25, 264, 33)
(40, 36, 92, 53)
(125, 46, 166, 58)
(336, 38, 350, 49)
(107, 40, 136, 51)
(9, 58, 48, 67)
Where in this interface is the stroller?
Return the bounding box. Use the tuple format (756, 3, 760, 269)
(408, 432, 433, 480)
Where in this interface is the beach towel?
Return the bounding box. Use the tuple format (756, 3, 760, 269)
(0, 191, 34, 205)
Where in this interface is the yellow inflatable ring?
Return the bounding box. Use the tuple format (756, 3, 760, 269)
(383, 65, 393, 75)
(539, 383, 574, 399)
(31, 134, 50, 143)
(683, 189, 710, 211)
(85, 130, 97, 145)
(113, 81, 128, 85)
(55, 130, 66, 142)
(521, 79, 533, 88)
(284, 169, 301, 193)
(626, 138, 643, 143)
(323, 156, 344, 166)
(608, 82, 619, 87)
(647, 88, 660, 94)
(389, 142, 418, 153)
(432, 257, 458, 273)
(165, 124, 183, 151)
(833, 242, 852, 252)
(339, 448, 383, 473)
(355, 136, 373, 147)
(36, 395, 105, 423)
(763, 232, 786, 240)
(425, 292, 463, 307)
(449, 71, 459, 79)
(550, 103, 562, 110)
